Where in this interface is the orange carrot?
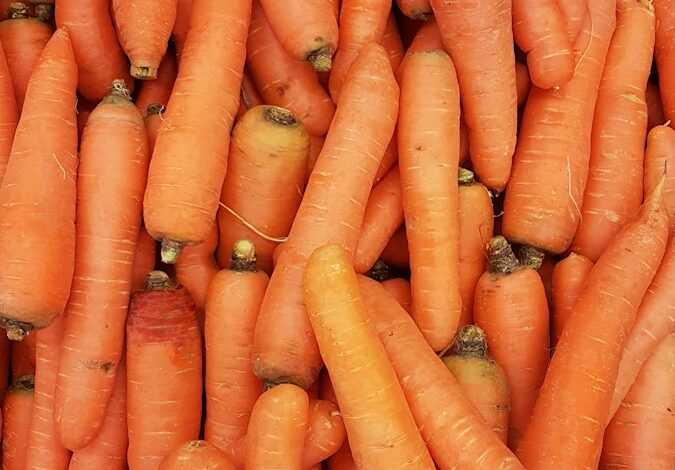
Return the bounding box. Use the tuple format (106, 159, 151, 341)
(54, 80, 150, 451)
(559, 0, 587, 43)
(2, 375, 34, 470)
(516, 179, 669, 469)
(551, 252, 593, 345)
(515, 61, 530, 108)
(0, 0, 13, 18)
(502, 0, 617, 254)
(204, 240, 266, 459)
(654, 0, 675, 122)
(307, 134, 324, 174)
(396, 0, 431, 20)
(159, 441, 236, 470)
(68, 362, 128, 470)
(56, 0, 132, 101)
(172, 0, 192, 58)
(430, 0, 517, 191)
(303, 399, 346, 468)
(131, 226, 157, 293)
(381, 278, 412, 313)
(76, 99, 96, 146)
(247, 3, 335, 137)
(644, 124, 675, 232)
(381, 13, 404, 71)
(253, 44, 398, 388)
(328, 446, 357, 470)
(398, 18, 442, 75)
(0, 28, 77, 340)
(0, 41, 17, 183)
(10, 332, 35, 378)
(399, 50, 461, 350)
(127, 272, 203, 469)
(144, 104, 164, 154)
(601, 333, 675, 469)
(380, 227, 409, 269)
(305, 245, 435, 469)
(143, 0, 251, 263)
(238, 71, 263, 119)
(374, 133, 398, 183)
(135, 52, 177, 115)
(354, 166, 403, 273)
(646, 81, 666, 129)
(176, 224, 219, 312)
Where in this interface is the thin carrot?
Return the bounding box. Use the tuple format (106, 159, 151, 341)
(516, 179, 669, 469)
(551, 252, 593, 345)
(654, 0, 675, 122)
(160, 441, 236, 470)
(135, 52, 177, 115)
(2, 375, 34, 470)
(303, 399, 346, 468)
(143, 0, 251, 263)
(127, 271, 203, 470)
(0, 41, 17, 183)
(305, 245, 435, 469)
(144, 104, 164, 154)
(252, 44, 398, 388)
(559, 0, 587, 43)
(381, 278, 412, 313)
(131, 226, 157, 293)
(176, 224, 219, 312)
(380, 227, 409, 269)
(644, 124, 675, 232)
(0, 28, 77, 340)
(515, 61, 530, 108)
(10, 333, 35, 378)
(502, 0, 617, 254)
(396, 0, 431, 20)
(381, 13, 404, 70)
(646, 81, 666, 129)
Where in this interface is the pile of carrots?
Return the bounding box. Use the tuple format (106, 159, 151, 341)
(0, 0, 673, 469)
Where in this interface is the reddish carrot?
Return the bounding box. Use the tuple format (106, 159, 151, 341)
(644, 124, 675, 232)
(252, 44, 398, 388)
(0, 28, 77, 340)
(176, 224, 219, 312)
(144, 104, 164, 154)
(328, 446, 357, 470)
(159, 441, 236, 470)
(382, 13, 404, 70)
(143, 0, 251, 263)
(127, 272, 203, 469)
(135, 52, 177, 115)
(551, 252, 593, 345)
(646, 81, 666, 129)
(559, 0, 587, 43)
(516, 179, 669, 469)
(381, 278, 412, 313)
(2, 375, 34, 470)
(76, 99, 96, 145)
(0, 41, 17, 183)
(502, 0, 617, 254)
(396, 0, 431, 20)
(302, 399, 346, 468)
(655, 0, 675, 122)
(10, 332, 35, 378)
(536, 251, 555, 307)
(131, 226, 157, 292)
(515, 61, 530, 108)
(380, 227, 409, 269)
(0, 334, 7, 399)
(172, 0, 192, 57)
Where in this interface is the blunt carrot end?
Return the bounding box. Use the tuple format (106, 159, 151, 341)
(307, 47, 333, 72)
(486, 236, 520, 274)
(517, 245, 545, 270)
(452, 324, 489, 358)
(130, 63, 158, 81)
(0, 318, 32, 341)
(231, 240, 257, 272)
(458, 168, 475, 185)
(144, 270, 176, 291)
(161, 239, 184, 264)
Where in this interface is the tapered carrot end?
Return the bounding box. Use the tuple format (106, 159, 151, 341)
(308, 47, 333, 72)
(160, 239, 184, 264)
(451, 325, 488, 358)
(0, 317, 33, 341)
(231, 240, 257, 272)
(486, 236, 520, 274)
(131, 63, 159, 80)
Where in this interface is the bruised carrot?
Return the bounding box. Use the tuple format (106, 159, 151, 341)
(654, 0, 675, 122)
(382, 13, 404, 70)
(160, 441, 236, 470)
(2, 375, 34, 470)
(176, 224, 219, 312)
(131, 226, 157, 292)
(646, 81, 666, 129)
(0, 28, 77, 340)
(127, 272, 202, 470)
(0, 42, 17, 183)
(10, 332, 35, 378)
(135, 52, 177, 115)
(303, 399, 346, 468)
(396, 0, 431, 20)
(503, 0, 617, 254)
(551, 252, 593, 345)
(380, 227, 409, 269)
(144, 104, 164, 154)
(516, 179, 669, 470)
(644, 124, 675, 232)
(559, 0, 587, 43)
(172, 0, 192, 57)
(253, 45, 398, 388)
(143, 0, 251, 263)
(515, 61, 530, 108)
(381, 278, 412, 313)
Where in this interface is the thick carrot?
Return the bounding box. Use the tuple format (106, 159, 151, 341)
(502, 0, 617, 254)
(644, 124, 675, 232)
(396, 0, 431, 20)
(112, 0, 177, 79)
(245, 384, 309, 470)
(430, 0, 516, 191)
(601, 333, 675, 469)
(354, 166, 403, 273)
(172, 0, 192, 57)
(381, 278, 412, 313)
(358, 275, 525, 469)
(442, 325, 511, 443)
(143, 0, 251, 263)
(144, 104, 164, 154)
(159, 441, 236, 470)
(0, 41, 17, 183)
(10, 332, 35, 378)
(68, 362, 128, 470)
(559, 0, 587, 43)
(303, 399, 346, 468)
(399, 50, 461, 350)
(305, 245, 435, 469)
(328, 0, 391, 100)
(2, 375, 34, 470)
(127, 272, 203, 470)
(0, 28, 77, 340)
(56, 0, 132, 101)
(135, 52, 177, 115)
(458, 169, 494, 328)
(252, 44, 398, 388)
(204, 240, 266, 459)
(176, 224, 219, 312)
(551, 252, 593, 345)
(515, 61, 530, 108)
(646, 81, 666, 129)
(654, 0, 675, 122)
(380, 227, 409, 269)
(382, 13, 404, 70)
(572, 0, 654, 262)
(536, 251, 555, 307)
(516, 179, 669, 469)
(131, 226, 157, 292)
(217, 105, 309, 274)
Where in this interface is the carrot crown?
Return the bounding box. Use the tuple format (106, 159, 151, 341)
(146, 103, 165, 116)
(104, 79, 132, 103)
(9, 374, 35, 392)
(263, 106, 298, 127)
(7, 2, 29, 19)
(144, 270, 177, 291)
(451, 325, 488, 359)
(517, 245, 545, 270)
(34, 3, 53, 23)
(0, 316, 33, 341)
(306, 46, 333, 73)
(458, 168, 475, 185)
(367, 259, 392, 282)
(230, 240, 257, 272)
(486, 236, 520, 274)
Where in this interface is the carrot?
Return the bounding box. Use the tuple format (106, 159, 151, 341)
(76, 98, 96, 146)
(458, 169, 494, 328)
(143, 0, 251, 263)
(204, 240, 266, 459)
(0, 41, 17, 183)
(217, 105, 309, 274)
(303, 399, 346, 468)
(0, 28, 77, 340)
(112, 0, 177, 79)
(0, 0, 13, 18)
(307, 134, 324, 174)
(551, 252, 593, 345)
(247, 3, 335, 137)
(382, 13, 404, 70)
(396, 0, 431, 20)
(144, 104, 164, 154)
(644, 124, 675, 232)
(68, 362, 128, 470)
(56, 0, 131, 101)
(399, 50, 461, 350)
(252, 44, 398, 388)
(159, 441, 236, 470)
(24, 315, 71, 470)
(127, 271, 203, 470)
(502, 0, 617, 254)
(172, 0, 192, 58)
(572, 0, 654, 262)
(601, 333, 675, 469)
(515, 61, 530, 108)
(374, 133, 398, 183)
(328, 0, 391, 100)
(0, 2, 51, 112)
(358, 275, 525, 469)
(654, 0, 675, 122)
(381, 278, 412, 313)
(442, 325, 511, 443)
(2, 375, 34, 470)
(380, 227, 409, 269)
(354, 166, 403, 273)
(176, 224, 219, 312)
(10, 332, 35, 378)
(516, 179, 669, 469)
(135, 52, 177, 115)
(646, 81, 666, 129)
(535, 251, 555, 307)
(131, 226, 157, 292)
(238, 71, 263, 119)
(559, 0, 587, 43)
(398, 17, 442, 75)
(305, 245, 435, 469)
(245, 384, 309, 470)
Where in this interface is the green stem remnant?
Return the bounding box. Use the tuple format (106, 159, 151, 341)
(452, 324, 489, 359)
(264, 106, 298, 127)
(458, 167, 475, 185)
(486, 236, 520, 275)
(230, 240, 257, 272)
(161, 238, 184, 264)
(307, 46, 333, 72)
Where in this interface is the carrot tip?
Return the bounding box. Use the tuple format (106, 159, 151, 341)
(144, 270, 176, 290)
(367, 259, 392, 282)
(0, 317, 32, 341)
(160, 238, 184, 264)
(517, 245, 545, 270)
(486, 236, 520, 274)
(307, 47, 333, 72)
(9, 374, 34, 392)
(231, 240, 257, 272)
(451, 325, 489, 358)
(458, 168, 475, 185)
(130, 63, 159, 80)
(34, 3, 53, 23)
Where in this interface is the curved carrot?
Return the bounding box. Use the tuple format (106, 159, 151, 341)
(127, 272, 202, 469)
(515, 61, 530, 108)
(0, 41, 17, 183)
(303, 399, 346, 468)
(502, 0, 617, 254)
(253, 44, 398, 388)
(516, 179, 669, 470)
(551, 252, 593, 345)
(382, 13, 404, 71)
(247, 3, 335, 137)
(144, 104, 164, 154)
(10, 332, 35, 378)
(305, 245, 435, 469)
(159, 441, 236, 470)
(135, 52, 177, 115)
(56, 0, 132, 101)
(172, 0, 192, 58)
(396, 0, 431, 20)
(380, 227, 409, 269)
(245, 384, 309, 470)
(654, 0, 675, 122)
(2, 375, 34, 470)
(559, 0, 587, 43)
(646, 81, 666, 129)
(381, 278, 411, 313)
(399, 50, 461, 350)
(131, 226, 157, 292)
(143, 0, 251, 263)
(644, 124, 675, 232)
(0, 28, 77, 340)
(176, 224, 219, 312)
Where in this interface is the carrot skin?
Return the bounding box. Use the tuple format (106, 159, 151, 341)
(0, 41, 17, 183)
(380, 227, 409, 269)
(515, 61, 530, 108)
(644, 124, 675, 233)
(646, 81, 666, 130)
(2, 375, 35, 470)
(302, 399, 346, 468)
(10, 333, 36, 378)
(654, 0, 675, 122)
(159, 440, 236, 470)
(176, 224, 219, 312)
(172, 0, 192, 58)
(381, 13, 404, 70)
(381, 278, 412, 313)
(551, 252, 593, 345)
(559, 0, 587, 43)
